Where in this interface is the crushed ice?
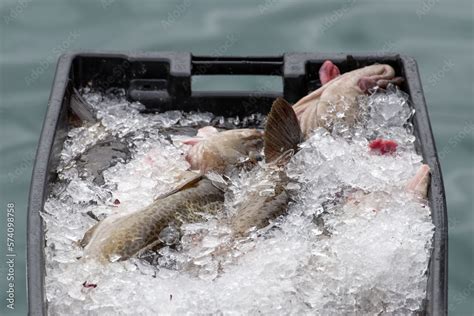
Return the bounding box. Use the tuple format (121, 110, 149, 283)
(43, 85, 434, 315)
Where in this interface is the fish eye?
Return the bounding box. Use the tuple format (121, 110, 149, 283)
(247, 151, 263, 162)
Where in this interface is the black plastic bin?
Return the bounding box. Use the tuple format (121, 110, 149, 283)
(28, 52, 448, 315)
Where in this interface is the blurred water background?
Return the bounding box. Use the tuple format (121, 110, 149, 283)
(0, 0, 472, 315)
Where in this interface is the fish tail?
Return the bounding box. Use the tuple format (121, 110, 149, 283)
(70, 88, 97, 123)
(264, 97, 303, 163)
(406, 164, 431, 199)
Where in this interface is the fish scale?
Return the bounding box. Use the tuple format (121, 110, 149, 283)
(82, 176, 225, 262)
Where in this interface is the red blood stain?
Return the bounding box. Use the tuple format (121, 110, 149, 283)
(369, 139, 398, 155)
(82, 281, 97, 288)
(113, 199, 120, 205)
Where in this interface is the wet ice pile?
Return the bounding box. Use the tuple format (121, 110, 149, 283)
(282, 138, 432, 313)
(43, 86, 434, 315)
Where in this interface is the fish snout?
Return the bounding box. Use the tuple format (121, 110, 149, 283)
(185, 141, 205, 171)
(357, 65, 399, 92)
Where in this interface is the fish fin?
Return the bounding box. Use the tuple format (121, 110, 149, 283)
(70, 88, 97, 123)
(206, 172, 228, 192)
(406, 164, 431, 199)
(264, 97, 303, 163)
(80, 222, 100, 248)
(182, 138, 202, 146)
(155, 173, 203, 200)
(136, 239, 165, 258)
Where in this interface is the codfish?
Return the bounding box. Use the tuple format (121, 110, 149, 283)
(81, 174, 225, 262)
(293, 61, 402, 139)
(81, 127, 263, 263)
(184, 126, 264, 174)
(230, 98, 303, 236)
(230, 98, 431, 237)
(343, 164, 431, 214)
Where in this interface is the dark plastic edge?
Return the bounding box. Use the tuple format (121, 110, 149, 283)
(27, 52, 76, 316)
(399, 55, 448, 316)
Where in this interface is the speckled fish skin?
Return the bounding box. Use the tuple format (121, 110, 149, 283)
(231, 173, 290, 237)
(81, 127, 263, 263)
(82, 176, 224, 263)
(293, 64, 396, 138)
(230, 98, 303, 237)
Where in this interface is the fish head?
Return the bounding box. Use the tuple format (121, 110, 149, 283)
(184, 127, 264, 174)
(295, 62, 400, 138)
